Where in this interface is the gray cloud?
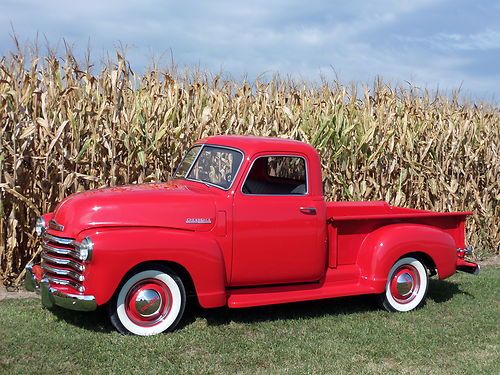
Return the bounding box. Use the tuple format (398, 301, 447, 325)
(400, 30, 500, 51)
(1, 0, 498, 101)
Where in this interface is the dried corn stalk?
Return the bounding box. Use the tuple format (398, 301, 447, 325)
(0, 48, 498, 285)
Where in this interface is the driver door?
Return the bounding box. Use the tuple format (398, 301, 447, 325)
(231, 154, 325, 286)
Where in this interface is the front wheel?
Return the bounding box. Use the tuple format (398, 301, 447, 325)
(109, 266, 186, 336)
(380, 257, 428, 312)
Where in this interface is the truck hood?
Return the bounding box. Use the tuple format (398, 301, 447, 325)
(50, 181, 217, 237)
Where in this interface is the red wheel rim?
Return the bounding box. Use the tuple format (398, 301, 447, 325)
(389, 264, 420, 304)
(125, 278, 172, 327)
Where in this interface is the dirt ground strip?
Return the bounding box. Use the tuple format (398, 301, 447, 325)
(479, 254, 500, 267)
(1, 255, 498, 301)
(0, 285, 36, 301)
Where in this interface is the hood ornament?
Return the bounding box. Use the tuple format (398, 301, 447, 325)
(49, 219, 64, 231)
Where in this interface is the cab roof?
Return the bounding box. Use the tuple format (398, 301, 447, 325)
(197, 135, 317, 157)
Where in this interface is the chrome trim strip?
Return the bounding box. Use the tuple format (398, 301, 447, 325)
(42, 241, 82, 260)
(45, 275, 83, 291)
(240, 154, 309, 196)
(42, 253, 85, 272)
(41, 262, 84, 282)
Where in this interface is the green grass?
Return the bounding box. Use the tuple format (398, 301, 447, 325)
(1, 268, 499, 375)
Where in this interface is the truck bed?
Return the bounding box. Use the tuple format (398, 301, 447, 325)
(326, 201, 471, 268)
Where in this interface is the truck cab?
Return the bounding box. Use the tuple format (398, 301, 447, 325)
(25, 135, 479, 336)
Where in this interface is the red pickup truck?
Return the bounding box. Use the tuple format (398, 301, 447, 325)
(25, 135, 479, 336)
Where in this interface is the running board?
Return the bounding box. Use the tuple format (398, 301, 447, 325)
(227, 282, 377, 308)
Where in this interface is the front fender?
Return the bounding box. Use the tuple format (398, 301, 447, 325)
(357, 224, 457, 292)
(78, 227, 227, 308)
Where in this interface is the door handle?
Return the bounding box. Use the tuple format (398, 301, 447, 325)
(300, 207, 317, 215)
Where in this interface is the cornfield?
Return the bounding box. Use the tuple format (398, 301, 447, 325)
(1, 48, 499, 286)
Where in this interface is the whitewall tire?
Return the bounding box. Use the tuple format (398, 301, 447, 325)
(109, 267, 186, 336)
(380, 257, 428, 312)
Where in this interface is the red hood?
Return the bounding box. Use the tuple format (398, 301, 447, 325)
(50, 181, 216, 237)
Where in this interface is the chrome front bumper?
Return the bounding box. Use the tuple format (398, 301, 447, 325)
(24, 263, 97, 312)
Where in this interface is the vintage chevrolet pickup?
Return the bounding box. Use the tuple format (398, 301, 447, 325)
(25, 135, 480, 335)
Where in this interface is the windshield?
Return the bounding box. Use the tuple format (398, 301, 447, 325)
(174, 145, 243, 189)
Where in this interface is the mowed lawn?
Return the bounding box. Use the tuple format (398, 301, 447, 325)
(0, 267, 498, 375)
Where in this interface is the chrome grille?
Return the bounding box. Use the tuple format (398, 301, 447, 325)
(41, 234, 85, 292)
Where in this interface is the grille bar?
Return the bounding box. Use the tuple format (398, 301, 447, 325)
(41, 253, 85, 272)
(43, 233, 76, 246)
(42, 262, 85, 282)
(45, 275, 83, 292)
(42, 241, 82, 261)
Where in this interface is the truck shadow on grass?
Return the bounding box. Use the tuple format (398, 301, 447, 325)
(426, 278, 472, 303)
(49, 279, 469, 334)
(51, 305, 114, 333)
(184, 278, 470, 329)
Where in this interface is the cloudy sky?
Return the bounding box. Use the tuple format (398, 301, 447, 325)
(1, 0, 499, 101)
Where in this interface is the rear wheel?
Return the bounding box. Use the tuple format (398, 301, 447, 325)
(109, 266, 186, 335)
(380, 257, 428, 312)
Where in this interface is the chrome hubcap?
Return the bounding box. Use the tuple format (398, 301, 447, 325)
(125, 278, 174, 327)
(390, 264, 421, 304)
(396, 273, 414, 296)
(134, 289, 162, 317)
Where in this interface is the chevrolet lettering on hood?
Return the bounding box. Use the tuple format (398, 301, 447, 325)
(186, 218, 212, 224)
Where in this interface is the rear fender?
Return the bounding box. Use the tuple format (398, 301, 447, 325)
(78, 227, 227, 308)
(357, 224, 457, 293)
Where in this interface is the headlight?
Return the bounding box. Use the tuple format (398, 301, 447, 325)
(78, 237, 94, 261)
(35, 217, 46, 236)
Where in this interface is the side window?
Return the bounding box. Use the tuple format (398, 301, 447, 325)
(242, 155, 307, 195)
